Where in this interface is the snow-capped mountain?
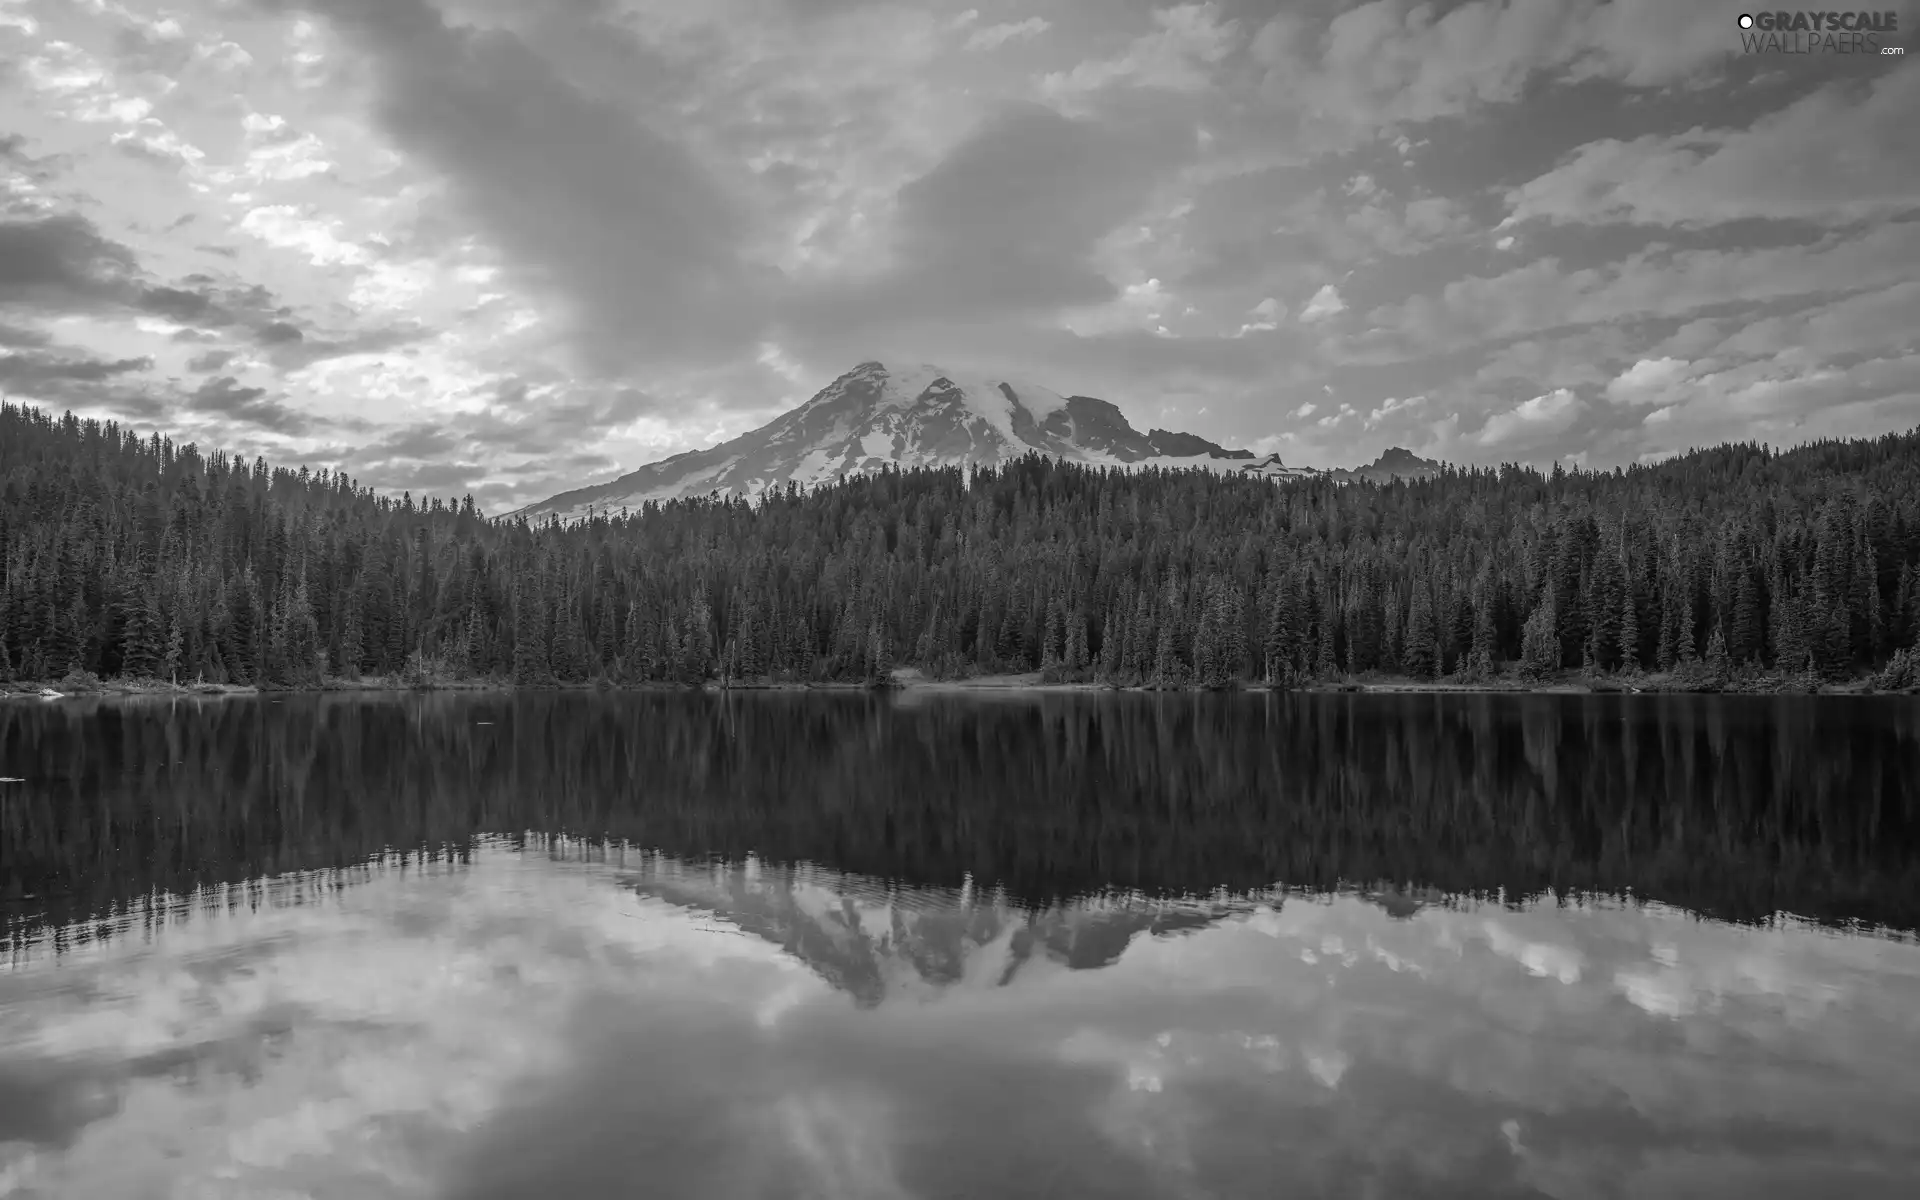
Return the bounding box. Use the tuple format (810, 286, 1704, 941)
(509, 361, 1449, 521)
(511, 361, 1255, 521)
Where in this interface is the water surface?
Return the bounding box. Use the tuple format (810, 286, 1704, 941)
(2, 692, 1918, 1198)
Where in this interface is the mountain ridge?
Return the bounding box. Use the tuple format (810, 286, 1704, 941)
(512, 361, 1444, 520)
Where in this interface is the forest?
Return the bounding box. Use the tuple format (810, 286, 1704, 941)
(3, 399, 1920, 692)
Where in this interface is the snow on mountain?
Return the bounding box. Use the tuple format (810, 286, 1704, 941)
(510, 361, 1253, 522)
(508, 360, 1449, 522)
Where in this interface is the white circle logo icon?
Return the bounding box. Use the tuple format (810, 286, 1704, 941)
(1738, 13, 1754, 28)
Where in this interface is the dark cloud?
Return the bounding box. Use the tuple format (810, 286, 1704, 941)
(267, 322, 432, 370)
(0, 352, 153, 386)
(784, 102, 1198, 348)
(187, 349, 236, 372)
(268, 0, 760, 374)
(359, 422, 464, 460)
(137, 281, 411, 364)
(0, 341, 165, 419)
(0, 134, 66, 179)
(186, 376, 313, 435)
(0, 321, 50, 349)
(138, 285, 223, 324)
(0, 214, 141, 308)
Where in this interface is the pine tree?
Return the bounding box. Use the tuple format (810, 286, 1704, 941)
(1519, 591, 1559, 680)
(1403, 577, 1439, 678)
(1675, 583, 1697, 663)
(116, 588, 163, 678)
(1263, 576, 1294, 684)
(163, 615, 183, 683)
(1705, 624, 1730, 681)
(339, 593, 364, 680)
(286, 578, 321, 684)
(1731, 570, 1763, 665)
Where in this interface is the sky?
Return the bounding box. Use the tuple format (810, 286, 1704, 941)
(0, 0, 1916, 512)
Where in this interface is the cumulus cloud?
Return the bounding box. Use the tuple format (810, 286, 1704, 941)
(1299, 284, 1346, 321)
(1605, 356, 1691, 407)
(1476, 386, 1581, 448)
(1236, 295, 1282, 336)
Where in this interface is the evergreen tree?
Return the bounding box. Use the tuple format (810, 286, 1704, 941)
(1519, 592, 1559, 680)
(1403, 576, 1439, 678)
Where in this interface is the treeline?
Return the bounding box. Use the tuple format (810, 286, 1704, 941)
(4, 400, 1920, 689)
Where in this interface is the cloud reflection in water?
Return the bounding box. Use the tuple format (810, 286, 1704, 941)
(2, 844, 1919, 1198)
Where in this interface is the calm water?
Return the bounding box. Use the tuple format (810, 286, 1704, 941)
(2, 692, 1919, 1198)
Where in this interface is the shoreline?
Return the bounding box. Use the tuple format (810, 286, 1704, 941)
(2, 666, 1910, 701)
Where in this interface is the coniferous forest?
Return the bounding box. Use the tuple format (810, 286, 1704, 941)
(4, 399, 1920, 693)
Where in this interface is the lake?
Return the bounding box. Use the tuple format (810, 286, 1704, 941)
(3, 692, 1919, 1198)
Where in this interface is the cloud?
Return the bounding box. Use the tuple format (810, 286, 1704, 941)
(1604, 356, 1691, 407)
(783, 101, 1197, 353)
(964, 17, 1050, 52)
(275, 0, 762, 375)
(1476, 386, 1581, 448)
(1504, 68, 1920, 228)
(1373, 220, 1920, 356)
(1365, 393, 1424, 429)
(1042, 3, 1239, 100)
(1250, 0, 1739, 139)
(269, 323, 432, 370)
(0, 350, 153, 387)
(186, 375, 313, 435)
(1634, 351, 1920, 444)
(1299, 284, 1345, 322)
(1236, 295, 1283, 336)
(187, 349, 236, 373)
(0, 337, 167, 419)
(0, 214, 141, 309)
(0, 321, 53, 349)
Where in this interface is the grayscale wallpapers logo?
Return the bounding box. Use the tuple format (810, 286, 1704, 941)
(1738, 11, 1905, 54)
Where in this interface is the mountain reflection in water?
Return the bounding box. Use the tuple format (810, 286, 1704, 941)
(0, 692, 1918, 1197)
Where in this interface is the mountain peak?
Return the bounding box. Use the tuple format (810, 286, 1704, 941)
(512, 361, 1255, 520)
(1349, 447, 1443, 482)
(510, 362, 1456, 521)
